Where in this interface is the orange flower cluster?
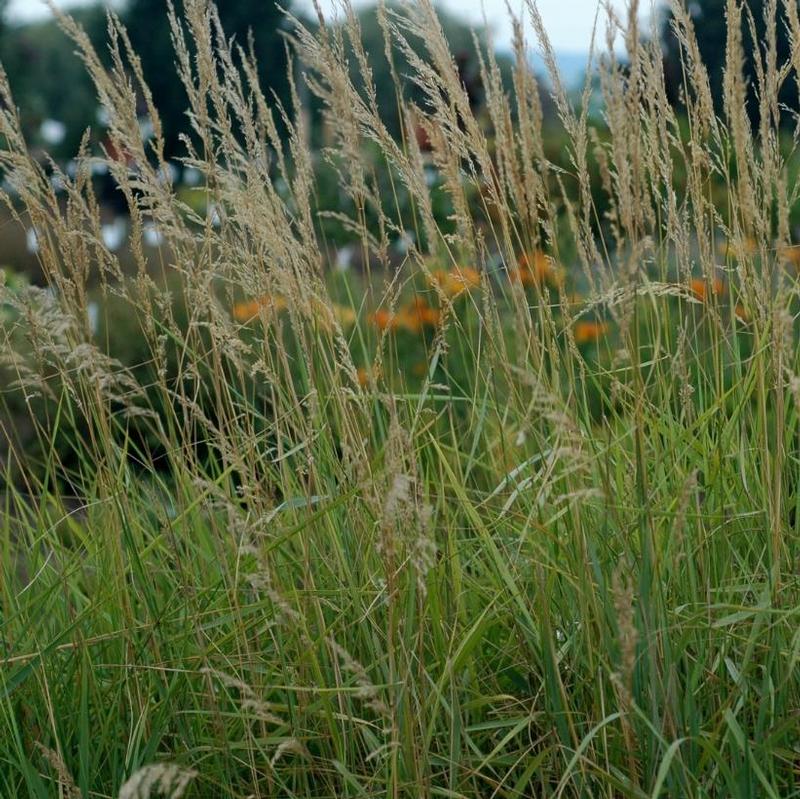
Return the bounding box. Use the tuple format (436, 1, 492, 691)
(688, 277, 750, 322)
(234, 296, 359, 329)
(429, 266, 481, 297)
(512, 251, 563, 288)
(689, 277, 725, 303)
(233, 294, 287, 323)
(369, 298, 440, 333)
(573, 321, 608, 344)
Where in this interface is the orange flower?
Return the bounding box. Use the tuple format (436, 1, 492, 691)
(430, 266, 481, 297)
(233, 294, 287, 323)
(574, 320, 608, 345)
(371, 299, 440, 333)
(369, 308, 397, 331)
(689, 277, 724, 303)
(396, 308, 422, 334)
(233, 299, 261, 322)
(372, 309, 400, 332)
(779, 245, 800, 270)
(357, 364, 381, 387)
(406, 297, 441, 328)
(513, 251, 563, 288)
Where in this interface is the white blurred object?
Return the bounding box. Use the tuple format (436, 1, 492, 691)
(40, 119, 66, 146)
(395, 231, 414, 254)
(183, 167, 203, 186)
(2, 177, 19, 197)
(208, 203, 222, 228)
(143, 222, 164, 248)
(87, 301, 100, 336)
(138, 116, 155, 141)
(101, 218, 127, 252)
(26, 228, 39, 254)
(49, 173, 66, 192)
(161, 162, 180, 185)
(335, 244, 354, 272)
(274, 177, 289, 197)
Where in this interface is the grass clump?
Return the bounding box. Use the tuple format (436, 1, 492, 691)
(1, 0, 800, 796)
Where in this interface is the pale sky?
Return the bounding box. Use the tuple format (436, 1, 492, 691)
(8, 0, 645, 52)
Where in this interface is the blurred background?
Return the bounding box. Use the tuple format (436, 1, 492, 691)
(0, 0, 782, 283)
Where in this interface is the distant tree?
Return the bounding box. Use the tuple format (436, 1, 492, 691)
(661, 0, 799, 125)
(341, 3, 514, 141)
(124, 0, 296, 156)
(1, 7, 107, 159)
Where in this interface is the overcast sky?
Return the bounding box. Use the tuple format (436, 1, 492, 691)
(8, 0, 643, 52)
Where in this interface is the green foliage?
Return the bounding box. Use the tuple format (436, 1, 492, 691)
(661, 0, 800, 124)
(0, 8, 106, 158)
(342, 2, 509, 139)
(123, 0, 296, 155)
